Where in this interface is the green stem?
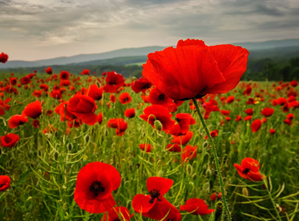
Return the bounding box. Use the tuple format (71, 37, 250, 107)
(263, 178, 282, 221)
(192, 97, 231, 220)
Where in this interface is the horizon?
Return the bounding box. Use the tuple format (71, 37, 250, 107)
(1, 0, 299, 61)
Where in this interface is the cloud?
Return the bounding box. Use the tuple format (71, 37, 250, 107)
(0, 0, 298, 60)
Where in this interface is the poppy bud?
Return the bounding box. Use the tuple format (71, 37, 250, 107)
(202, 141, 208, 148)
(186, 164, 194, 176)
(242, 187, 249, 196)
(85, 135, 90, 144)
(154, 120, 163, 131)
(206, 168, 212, 178)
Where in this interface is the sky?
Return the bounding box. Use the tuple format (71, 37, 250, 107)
(0, 0, 299, 61)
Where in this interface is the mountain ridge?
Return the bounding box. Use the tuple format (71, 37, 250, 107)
(1, 38, 298, 69)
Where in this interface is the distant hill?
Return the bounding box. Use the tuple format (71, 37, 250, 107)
(0, 46, 165, 69)
(0, 38, 298, 69)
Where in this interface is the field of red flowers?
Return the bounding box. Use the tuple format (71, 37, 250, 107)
(0, 40, 299, 221)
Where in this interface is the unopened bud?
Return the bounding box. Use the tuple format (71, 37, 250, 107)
(154, 120, 163, 131)
(242, 187, 249, 196)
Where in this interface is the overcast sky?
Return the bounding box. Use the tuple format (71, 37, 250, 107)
(0, 0, 299, 61)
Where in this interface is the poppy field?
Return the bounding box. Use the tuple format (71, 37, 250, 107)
(0, 40, 299, 221)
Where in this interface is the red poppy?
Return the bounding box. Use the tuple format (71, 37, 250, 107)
(86, 84, 103, 100)
(0, 98, 11, 116)
(290, 80, 298, 87)
(140, 105, 175, 132)
(244, 108, 253, 116)
(288, 100, 299, 108)
(149, 87, 173, 106)
(288, 96, 296, 103)
(124, 108, 135, 118)
(1, 133, 20, 148)
(107, 118, 124, 128)
(132, 177, 175, 220)
(104, 71, 125, 93)
(284, 118, 292, 126)
(262, 118, 267, 123)
(67, 95, 97, 125)
(210, 192, 222, 201)
(202, 101, 220, 112)
(235, 115, 242, 121)
(166, 143, 181, 152)
(142, 39, 249, 100)
(45, 67, 52, 75)
(244, 115, 252, 121)
(131, 76, 152, 93)
(180, 198, 214, 215)
(243, 86, 252, 95)
(101, 206, 134, 221)
(286, 113, 294, 120)
(270, 128, 276, 134)
(109, 94, 117, 103)
(276, 97, 287, 106)
(234, 158, 263, 181)
(226, 95, 235, 104)
(221, 110, 230, 116)
(9, 77, 17, 85)
(55, 102, 76, 122)
(139, 144, 153, 152)
(119, 92, 132, 104)
(169, 113, 195, 136)
(8, 115, 28, 128)
(204, 129, 218, 139)
(97, 112, 103, 124)
(116, 121, 128, 136)
(246, 98, 255, 105)
(171, 131, 193, 145)
(0, 52, 9, 63)
(74, 162, 121, 214)
(60, 71, 70, 80)
(32, 119, 40, 128)
(22, 100, 42, 119)
(20, 76, 31, 85)
(0, 175, 10, 191)
(261, 108, 274, 117)
(251, 119, 261, 132)
(81, 69, 90, 75)
(182, 145, 197, 162)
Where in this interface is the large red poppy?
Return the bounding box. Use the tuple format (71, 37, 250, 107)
(142, 39, 249, 100)
(140, 105, 175, 132)
(67, 95, 97, 125)
(0, 175, 10, 191)
(74, 162, 121, 214)
(180, 198, 214, 215)
(234, 158, 263, 182)
(1, 133, 20, 148)
(132, 177, 176, 220)
(22, 100, 42, 119)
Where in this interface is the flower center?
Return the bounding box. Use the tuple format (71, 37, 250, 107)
(89, 180, 105, 196)
(158, 94, 165, 100)
(149, 189, 161, 204)
(109, 82, 117, 85)
(0, 184, 5, 188)
(242, 168, 250, 175)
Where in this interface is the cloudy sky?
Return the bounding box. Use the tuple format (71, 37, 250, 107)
(0, 0, 299, 60)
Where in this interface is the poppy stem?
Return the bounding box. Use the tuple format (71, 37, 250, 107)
(192, 97, 231, 220)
